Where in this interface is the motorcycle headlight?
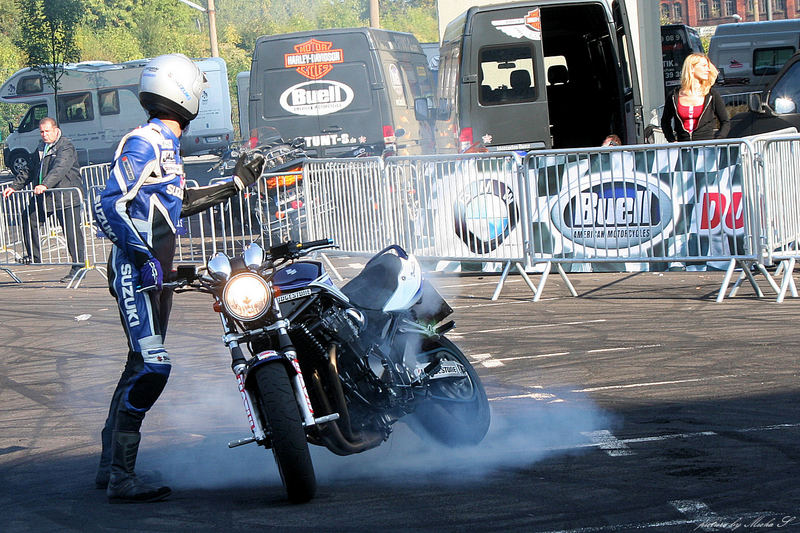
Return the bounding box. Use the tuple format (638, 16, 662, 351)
(222, 273, 272, 321)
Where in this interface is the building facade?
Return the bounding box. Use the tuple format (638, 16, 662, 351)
(662, 0, 799, 26)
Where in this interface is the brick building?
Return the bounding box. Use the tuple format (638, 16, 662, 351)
(661, 0, 799, 26)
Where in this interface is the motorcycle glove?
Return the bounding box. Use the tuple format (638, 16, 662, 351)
(138, 257, 163, 292)
(232, 152, 266, 191)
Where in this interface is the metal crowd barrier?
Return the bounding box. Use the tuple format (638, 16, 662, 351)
(0, 186, 93, 286)
(380, 153, 539, 299)
(267, 140, 800, 303)
(748, 135, 800, 302)
(8, 135, 800, 303)
(522, 139, 771, 302)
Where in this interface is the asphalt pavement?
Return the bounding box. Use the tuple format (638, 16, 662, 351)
(0, 261, 798, 532)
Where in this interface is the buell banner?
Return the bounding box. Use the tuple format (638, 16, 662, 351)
(416, 146, 750, 272)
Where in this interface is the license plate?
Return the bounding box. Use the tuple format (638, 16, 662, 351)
(431, 360, 467, 379)
(205, 136, 222, 143)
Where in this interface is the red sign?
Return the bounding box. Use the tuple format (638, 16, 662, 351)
(284, 39, 344, 80)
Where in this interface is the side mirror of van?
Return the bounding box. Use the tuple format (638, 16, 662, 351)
(773, 97, 796, 115)
(414, 98, 430, 122)
(8, 122, 14, 133)
(436, 98, 451, 120)
(748, 92, 763, 113)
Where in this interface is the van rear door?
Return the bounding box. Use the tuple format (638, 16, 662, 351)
(466, 6, 550, 150)
(250, 31, 384, 156)
(612, 0, 643, 142)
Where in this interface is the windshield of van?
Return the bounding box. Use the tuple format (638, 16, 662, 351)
(478, 46, 536, 105)
(768, 60, 800, 112)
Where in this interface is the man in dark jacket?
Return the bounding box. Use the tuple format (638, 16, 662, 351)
(2, 117, 85, 281)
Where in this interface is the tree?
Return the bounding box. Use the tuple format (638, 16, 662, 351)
(15, 0, 84, 121)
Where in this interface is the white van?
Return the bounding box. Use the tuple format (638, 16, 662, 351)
(709, 19, 800, 98)
(0, 57, 234, 175)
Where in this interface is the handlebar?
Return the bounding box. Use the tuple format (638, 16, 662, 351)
(268, 238, 335, 261)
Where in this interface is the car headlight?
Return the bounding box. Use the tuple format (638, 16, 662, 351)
(222, 273, 272, 321)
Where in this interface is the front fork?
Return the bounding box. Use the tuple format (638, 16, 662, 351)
(220, 311, 336, 449)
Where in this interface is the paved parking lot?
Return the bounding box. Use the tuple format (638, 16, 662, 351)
(0, 262, 798, 532)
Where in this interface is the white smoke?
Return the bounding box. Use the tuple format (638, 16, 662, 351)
(146, 386, 610, 490)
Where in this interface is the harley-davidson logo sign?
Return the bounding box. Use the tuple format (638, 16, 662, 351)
(284, 39, 344, 80)
(492, 8, 542, 40)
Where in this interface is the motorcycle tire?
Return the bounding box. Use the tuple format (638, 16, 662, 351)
(253, 362, 317, 503)
(409, 337, 491, 446)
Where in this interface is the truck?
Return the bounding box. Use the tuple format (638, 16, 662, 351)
(0, 57, 234, 175)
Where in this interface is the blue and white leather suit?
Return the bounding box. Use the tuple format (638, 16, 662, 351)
(95, 118, 241, 436)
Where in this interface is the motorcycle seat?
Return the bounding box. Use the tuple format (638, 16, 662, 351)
(341, 253, 402, 311)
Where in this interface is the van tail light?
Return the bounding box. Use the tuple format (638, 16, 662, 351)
(383, 125, 396, 144)
(194, 137, 200, 144)
(248, 129, 259, 149)
(459, 127, 473, 152)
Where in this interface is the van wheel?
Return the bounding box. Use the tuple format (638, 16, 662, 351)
(9, 150, 32, 176)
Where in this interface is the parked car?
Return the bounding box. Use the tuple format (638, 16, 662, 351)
(727, 51, 800, 137)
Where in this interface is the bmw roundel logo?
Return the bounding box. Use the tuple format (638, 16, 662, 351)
(453, 179, 519, 254)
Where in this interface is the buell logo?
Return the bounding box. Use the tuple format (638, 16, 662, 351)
(492, 8, 542, 40)
(284, 39, 344, 80)
(280, 80, 354, 116)
(550, 175, 673, 251)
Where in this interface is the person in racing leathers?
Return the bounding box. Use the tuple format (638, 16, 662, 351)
(93, 53, 265, 503)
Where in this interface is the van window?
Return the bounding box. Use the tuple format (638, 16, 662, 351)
(57, 92, 94, 123)
(753, 47, 794, 76)
(478, 45, 536, 105)
(399, 61, 434, 101)
(438, 45, 459, 118)
(18, 75, 43, 95)
(98, 89, 120, 115)
(386, 63, 408, 107)
(17, 104, 48, 133)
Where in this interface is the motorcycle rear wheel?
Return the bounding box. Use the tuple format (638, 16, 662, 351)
(409, 337, 490, 446)
(253, 362, 317, 503)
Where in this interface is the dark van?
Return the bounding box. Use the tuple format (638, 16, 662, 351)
(417, 0, 644, 152)
(661, 24, 704, 95)
(727, 50, 800, 137)
(248, 28, 436, 157)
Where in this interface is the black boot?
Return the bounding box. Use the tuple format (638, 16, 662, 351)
(106, 431, 171, 503)
(95, 424, 112, 489)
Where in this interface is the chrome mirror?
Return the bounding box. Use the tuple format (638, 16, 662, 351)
(243, 242, 264, 269)
(207, 252, 232, 281)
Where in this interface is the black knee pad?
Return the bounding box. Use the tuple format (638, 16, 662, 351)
(126, 372, 169, 412)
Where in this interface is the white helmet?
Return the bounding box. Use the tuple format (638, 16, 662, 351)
(138, 53, 209, 126)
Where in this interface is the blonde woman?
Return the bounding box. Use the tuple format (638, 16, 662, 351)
(661, 53, 730, 142)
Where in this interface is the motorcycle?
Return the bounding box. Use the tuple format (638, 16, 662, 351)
(168, 239, 490, 503)
(207, 129, 306, 243)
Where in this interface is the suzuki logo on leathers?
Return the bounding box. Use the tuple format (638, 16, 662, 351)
(119, 263, 140, 327)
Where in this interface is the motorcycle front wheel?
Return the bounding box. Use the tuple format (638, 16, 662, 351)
(253, 362, 317, 503)
(408, 337, 491, 446)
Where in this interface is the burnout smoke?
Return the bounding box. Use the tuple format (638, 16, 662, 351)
(309, 392, 610, 484)
(150, 382, 609, 489)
